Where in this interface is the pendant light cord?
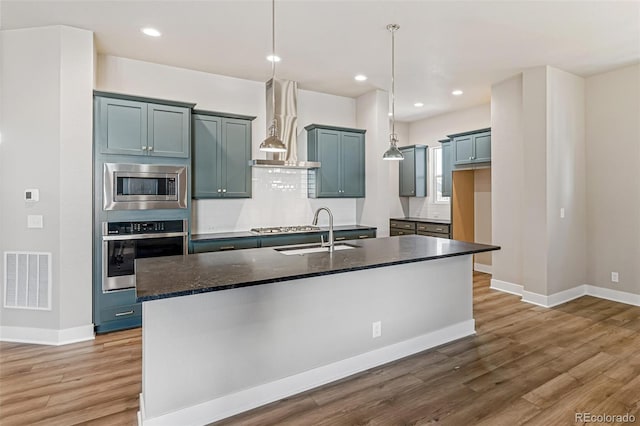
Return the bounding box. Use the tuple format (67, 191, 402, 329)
(271, 0, 277, 129)
(391, 25, 395, 139)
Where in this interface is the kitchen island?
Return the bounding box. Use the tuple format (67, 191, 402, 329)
(136, 235, 498, 426)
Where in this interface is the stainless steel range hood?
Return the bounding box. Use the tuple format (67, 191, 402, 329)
(250, 79, 321, 169)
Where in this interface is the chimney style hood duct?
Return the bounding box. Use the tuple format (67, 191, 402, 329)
(250, 79, 321, 169)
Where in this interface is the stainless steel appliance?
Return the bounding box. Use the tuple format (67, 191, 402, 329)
(250, 225, 320, 234)
(102, 220, 187, 292)
(103, 163, 187, 210)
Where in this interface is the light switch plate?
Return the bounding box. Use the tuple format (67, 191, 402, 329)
(611, 272, 619, 283)
(25, 189, 39, 202)
(560, 208, 565, 218)
(27, 215, 43, 229)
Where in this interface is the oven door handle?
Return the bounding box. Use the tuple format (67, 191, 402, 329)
(102, 232, 187, 241)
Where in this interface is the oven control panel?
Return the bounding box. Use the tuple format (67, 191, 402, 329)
(106, 220, 185, 235)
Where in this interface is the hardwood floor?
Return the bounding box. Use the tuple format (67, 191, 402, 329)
(2, 272, 640, 425)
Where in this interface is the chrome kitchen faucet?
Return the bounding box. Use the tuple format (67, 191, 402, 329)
(312, 207, 334, 253)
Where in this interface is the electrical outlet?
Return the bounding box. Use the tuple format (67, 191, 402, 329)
(611, 272, 619, 283)
(560, 208, 565, 218)
(372, 321, 382, 338)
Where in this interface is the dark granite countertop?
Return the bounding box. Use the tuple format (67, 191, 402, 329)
(391, 217, 451, 225)
(191, 225, 377, 241)
(136, 235, 499, 302)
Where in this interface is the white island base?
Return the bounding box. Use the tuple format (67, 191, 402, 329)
(139, 255, 475, 425)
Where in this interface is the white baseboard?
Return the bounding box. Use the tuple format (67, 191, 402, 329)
(585, 285, 640, 307)
(139, 319, 475, 426)
(490, 280, 640, 309)
(0, 324, 94, 346)
(490, 279, 523, 296)
(474, 263, 492, 274)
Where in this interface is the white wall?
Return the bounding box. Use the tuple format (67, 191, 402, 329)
(407, 103, 491, 220)
(97, 55, 361, 232)
(586, 64, 640, 295)
(492, 66, 587, 298)
(491, 75, 525, 287)
(0, 26, 94, 342)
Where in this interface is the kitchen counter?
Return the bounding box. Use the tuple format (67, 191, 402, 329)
(136, 235, 497, 302)
(190, 224, 377, 241)
(137, 235, 499, 425)
(390, 216, 451, 224)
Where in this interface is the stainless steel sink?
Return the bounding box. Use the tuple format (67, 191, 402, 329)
(275, 243, 357, 255)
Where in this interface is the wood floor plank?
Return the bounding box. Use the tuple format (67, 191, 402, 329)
(2, 271, 639, 426)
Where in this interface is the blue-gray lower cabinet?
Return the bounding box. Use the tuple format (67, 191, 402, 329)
(95, 93, 192, 158)
(191, 237, 259, 253)
(306, 124, 366, 198)
(440, 138, 452, 197)
(332, 229, 376, 241)
(260, 234, 322, 248)
(449, 128, 491, 165)
(192, 111, 255, 199)
(399, 145, 428, 197)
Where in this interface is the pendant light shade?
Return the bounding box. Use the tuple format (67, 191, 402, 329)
(383, 134, 404, 160)
(260, 0, 287, 153)
(383, 23, 403, 161)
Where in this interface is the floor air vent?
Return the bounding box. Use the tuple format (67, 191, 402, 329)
(4, 252, 51, 310)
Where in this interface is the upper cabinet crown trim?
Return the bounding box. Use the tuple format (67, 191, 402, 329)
(304, 124, 366, 134)
(193, 110, 257, 121)
(446, 127, 491, 138)
(93, 90, 196, 109)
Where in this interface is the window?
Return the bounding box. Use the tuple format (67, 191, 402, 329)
(432, 146, 450, 203)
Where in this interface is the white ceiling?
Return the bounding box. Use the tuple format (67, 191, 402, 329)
(2, 1, 639, 121)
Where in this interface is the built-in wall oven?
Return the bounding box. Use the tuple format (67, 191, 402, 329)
(102, 220, 187, 292)
(103, 163, 187, 210)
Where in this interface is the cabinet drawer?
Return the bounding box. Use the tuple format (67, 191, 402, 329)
(101, 303, 141, 323)
(417, 230, 450, 239)
(333, 229, 376, 241)
(416, 223, 450, 234)
(191, 238, 259, 253)
(389, 220, 416, 231)
(390, 229, 415, 237)
(260, 234, 322, 248)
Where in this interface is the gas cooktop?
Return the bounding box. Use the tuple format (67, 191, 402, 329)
(250, 225, 321, 235)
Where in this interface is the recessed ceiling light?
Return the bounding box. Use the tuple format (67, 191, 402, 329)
(452, 90, 463, 96)
(354, 74, 368, 81)
(267, 55, 281, 62)
(414, 102, 424, 107)
(141, 27, 161, 37)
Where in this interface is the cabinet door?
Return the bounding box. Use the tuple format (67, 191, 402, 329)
(315, 129, 341, 197)
(340, 132, 365, 197)
(192, 115, 222, 198)
(473, 132, 491, 162)
(148, 104, 190, 158)
(399, 147, 416, 196)
(221, 118, 252, 198)
(453, 135, 474, 165)
(98, 97, 147, 155)
(441, 142, 452, 197)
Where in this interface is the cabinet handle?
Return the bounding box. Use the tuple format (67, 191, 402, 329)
(115, 310, 134, 317)
(436, 228, 443, 231)
(358, 235, 369, 239)
(335, 237, 346, 241)
(404, 224, 411, 228)
(469, 156, 472, 160)
(148, 146, 153, 151)
(141, 146, 147, 151)
(398, 231, 404, 235)
(219, 246, 235, 251)
(222, 189, 227, 193)
(217, 189, 222, 193)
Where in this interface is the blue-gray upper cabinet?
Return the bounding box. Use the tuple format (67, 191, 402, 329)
(449, 128, 491, 165)
(399, 145, 428, 197)
(192, 111, 255, 199)
(96, 94, 192, 158)
(439, 138, 452, 197)
(306, 124, 366, 198)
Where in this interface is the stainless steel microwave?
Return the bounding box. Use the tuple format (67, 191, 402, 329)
(103, 163, 187, 210)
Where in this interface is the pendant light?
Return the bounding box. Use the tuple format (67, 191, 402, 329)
(259, 0, 287, 153)
(383, 24, 404, 161)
